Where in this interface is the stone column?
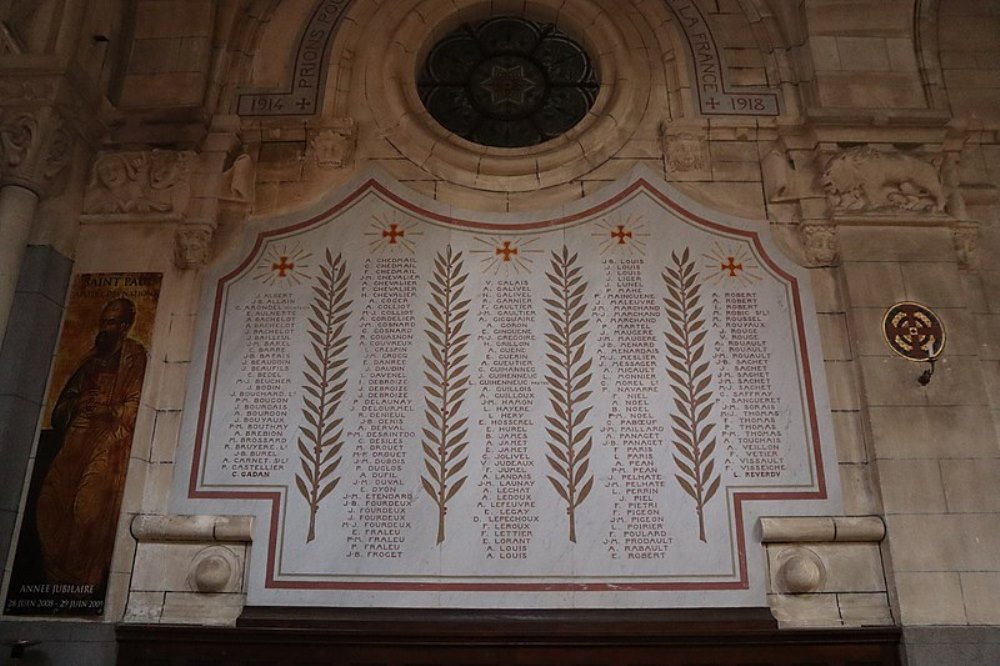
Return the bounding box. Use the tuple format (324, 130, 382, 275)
(0, 184, 40, 349)
(0, 105, 74, 350)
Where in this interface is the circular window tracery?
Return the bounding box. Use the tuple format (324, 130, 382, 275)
(418, 17, 599, 148)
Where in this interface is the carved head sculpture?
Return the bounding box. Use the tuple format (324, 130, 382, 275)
(801, 224, 838, 266)
(174, 227, 213, 270)
(148, 150, 188, 190)
(94, 153, 133, 190)
(665, 134, 708, 173)
(311, 126, 356, 169)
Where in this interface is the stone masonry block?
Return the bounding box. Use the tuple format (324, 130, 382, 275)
(895, 571, 967, 625)
(869, 405, 998, 459)
(961, 572, 1000, 624)
(940, 459, 1000, 512)
(887, 513, 1000, 572)
(836, 37, 890, 71)
(877, 458, 947, 514)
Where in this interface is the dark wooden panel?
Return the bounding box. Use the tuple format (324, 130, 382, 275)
(117, 608, 902, 666)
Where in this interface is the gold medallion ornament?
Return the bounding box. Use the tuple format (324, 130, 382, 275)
(882, 302, 946, 362)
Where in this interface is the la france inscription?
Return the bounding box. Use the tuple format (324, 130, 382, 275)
(176, 170, 839, 608)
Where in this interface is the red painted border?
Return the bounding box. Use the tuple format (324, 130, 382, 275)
(187, 177, 828, 593)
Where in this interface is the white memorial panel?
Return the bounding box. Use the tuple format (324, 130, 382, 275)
(174, 169, 840, 607)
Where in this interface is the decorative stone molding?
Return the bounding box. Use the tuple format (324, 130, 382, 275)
(307, 119, 357, 169)
(131, 514, 253, 542)
(188, 546, 242, 593)
(174, 224, 216, 270)
(761, 517, 890, 628)
(0, 106, 73, 193)
(126, 514, 252, 625)
(820, 146, 946, 215)
(83, 150, 195, 216)
(760, 516, 886, 543)
(762, 142, 815, 203)
(799, 223, 838, 267)
(219, 153, 255, 204)
(774, 546, 827, 594)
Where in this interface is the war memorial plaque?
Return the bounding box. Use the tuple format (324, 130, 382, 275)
(174, 169, 840, 607)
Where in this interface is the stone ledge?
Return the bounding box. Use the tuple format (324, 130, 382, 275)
(760, 516, 885, 543)
(131, 514, 253, 543)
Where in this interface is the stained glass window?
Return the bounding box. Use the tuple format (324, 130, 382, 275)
(418, 17, 599, 148)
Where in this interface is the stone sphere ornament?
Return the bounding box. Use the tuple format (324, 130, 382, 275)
(776, 547, 827, 594)
(188, 546, 238, 593)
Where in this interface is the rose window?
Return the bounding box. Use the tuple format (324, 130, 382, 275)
(418, 17, 599, 148)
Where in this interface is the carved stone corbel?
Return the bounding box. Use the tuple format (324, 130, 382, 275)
(660, 120, 711, 181)
(83, 149, 195, 217)
(762, 141, 816, 204)
(307, 118, 357, 169)
(174, 223, 215, 270)
(952, 222, 979, 269)
(799, 223, 839, 267)
(0, 105, 73, 194)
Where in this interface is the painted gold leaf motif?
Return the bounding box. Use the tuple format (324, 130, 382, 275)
(543, 246, 595, 543)
(663, 248, 720, 542)
(421, 245, 472, 544)
(295, 249, 353, 543)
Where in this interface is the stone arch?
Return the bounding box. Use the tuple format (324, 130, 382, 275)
(353, 0, 669, 192)
(914, 0, 947, 110)
(215, 0, 285, 114)
(928, 0, 1000, 123)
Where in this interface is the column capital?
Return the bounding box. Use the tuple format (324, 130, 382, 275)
(0, 105, 73, 195)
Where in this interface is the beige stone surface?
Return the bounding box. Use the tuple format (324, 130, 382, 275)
(859, 356, 988, 408)
(809, 268, 844, 313)
(837, 227, 957, 263)
(767, 543, 886, 593)
(824, 361, 862, 411)
(837, 592, 893, 626)
(153, 361, 192, 411)
(842, 262, 906, 307)
(887, 513, 1000, 572)
(768, 593, 842, 627)
(125, 590, 166, 623)
(151, 409, 183, 464)
(164, 313, 197, 363)
(159, 591, 246, 625)
(142, 461, 175, 513)
(940, 459, 1000, 512)
(836, 37, 890, 72)
(817, 312, 853, 361)
(831, 410, 868, 463)
(131, 542, 211, 592)
(869, 405, 999, 459)
(961, 572, 1000, 624)
(876, 459, 947, 514)
(670, 182, 767, 219)
(900, 262, 967, 309)
(839, 463, 881, 515)
(815, 72, 925, 108)
(895, 572, 967, 625)
(809, 36, 841, 72)
(806, 1, 913, 38)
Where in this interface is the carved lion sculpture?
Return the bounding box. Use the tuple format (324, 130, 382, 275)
(821, 146, 946, 214)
